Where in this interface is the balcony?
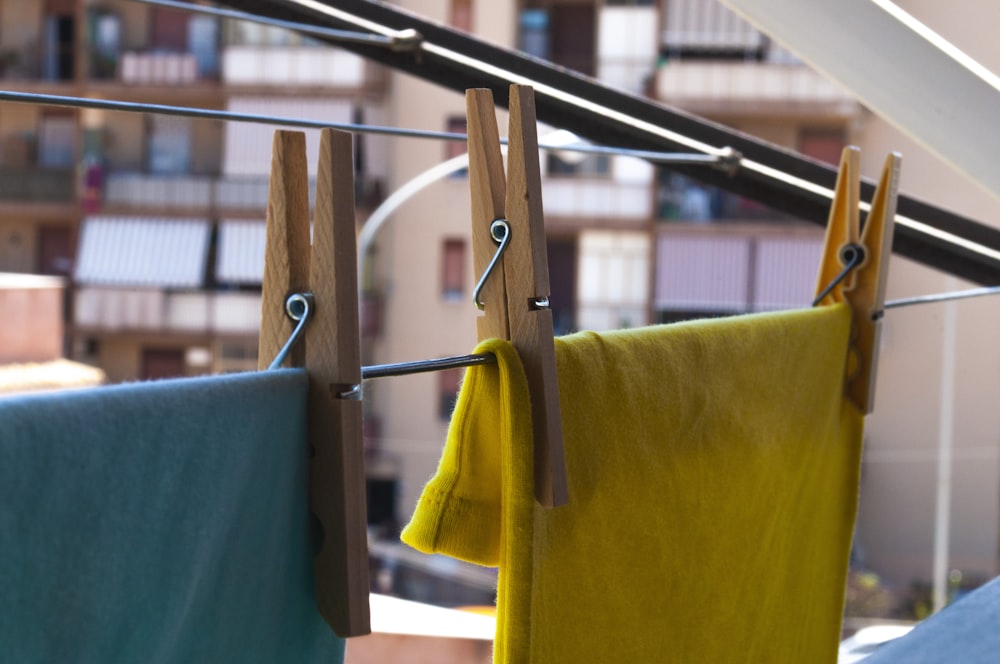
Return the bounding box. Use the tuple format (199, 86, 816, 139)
(104, 174, 213, 210)
(654, 223, 824, 315)
(119, 52, 199, 85)
(655, 61, 860, 117)
(543, 179, 652, 225)
(0, 43, 75, 83)
(74, 288, 261, 335)
(102, 173, 382, 214)
(0, 168, 75, 203)
(222, 46, 369, 89)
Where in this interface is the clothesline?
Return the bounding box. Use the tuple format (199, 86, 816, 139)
(265, 282, 1000, 381)
(0, 90, 734, 168)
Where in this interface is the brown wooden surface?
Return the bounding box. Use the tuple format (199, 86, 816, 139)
(308, 128, 371, 636)
(466, 88, 509, 342)
(504, 85, 568, 508)
(258, 131, 310, 370)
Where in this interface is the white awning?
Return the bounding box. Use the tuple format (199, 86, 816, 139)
(656, 233, 751, 312)
(74, 216, 210, 288)
(217, 219, 266, 285)
(655, 231, 823, 313)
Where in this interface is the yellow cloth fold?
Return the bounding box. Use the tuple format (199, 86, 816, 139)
(402, 304, 863, 663)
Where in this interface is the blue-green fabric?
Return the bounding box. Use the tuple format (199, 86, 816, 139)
(0, 370, 345, 664)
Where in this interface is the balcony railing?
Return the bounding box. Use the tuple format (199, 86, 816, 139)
(655, 61, 859, 114)
(101, 172, 384, 212)
(74, 288, 261, 335)
(0, 168, 75, 203)
(543, 179, 652, 220)
(0, 43, 75, 82)
(119, 52, 200, 85)
(222, 46, 367, 88)
(104, 174, 213, 209)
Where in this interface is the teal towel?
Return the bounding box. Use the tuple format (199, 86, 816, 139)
(0, 370, 345, 663)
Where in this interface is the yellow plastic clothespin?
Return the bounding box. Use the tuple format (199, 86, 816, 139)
(814, 146, 901, 414)
(258, 129, 371, 637)
(467, 85, 569, 508)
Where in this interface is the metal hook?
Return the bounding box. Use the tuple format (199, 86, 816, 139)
(268, 292, 315, 370)
(813, 243, 866, 306)
(473, 218, 511, 310)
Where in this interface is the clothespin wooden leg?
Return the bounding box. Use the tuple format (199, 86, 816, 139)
(466, 86, 568, 508)
(308, 128, 371, 636)
(504, 85, 568, 508)
(466, 88, 510, 341)
(259, 131, 311, 370)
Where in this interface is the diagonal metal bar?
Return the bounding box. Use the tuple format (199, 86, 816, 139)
(214, 0, 1000, 285)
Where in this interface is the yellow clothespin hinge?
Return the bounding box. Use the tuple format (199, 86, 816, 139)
(814, 146, 901, 414)
(467, 85, 569, 508)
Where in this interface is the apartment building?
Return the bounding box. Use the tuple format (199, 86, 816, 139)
(0, 0, 388, 382)
(371, 0, 1000, 608)
(2, 0, 999, 608)
(370, 0, 861, 540)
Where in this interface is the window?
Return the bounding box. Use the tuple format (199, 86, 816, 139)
(547, 152, 610, 177)
(655, 171, 783, 223)
(38, 113, 75, 168)
(441, 238, 466, 300)
(444, 116, 468, 176)
(799, 128, 847, 166)
(450, 0, 473, 32)
(147, 114, 192, 174)
(519, 4, 596, 75)
(519, 9, 550, 60)
(214, 341, 259, 374)
(438, 368, 464, 420)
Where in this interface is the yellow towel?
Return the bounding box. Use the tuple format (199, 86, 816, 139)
(403, 304, 863, 663)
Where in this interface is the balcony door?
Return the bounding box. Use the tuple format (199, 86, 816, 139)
(43, 0, 76, 81)
(142, 348, 186, 380)
(147, 115, 192, 175)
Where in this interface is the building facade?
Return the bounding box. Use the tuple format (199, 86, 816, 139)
(2, 0, 1000, 609)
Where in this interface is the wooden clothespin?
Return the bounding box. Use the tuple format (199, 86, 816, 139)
(258, 129, 371, 637)
(814, 146, 901, 414)
(467, 85, 569, 508)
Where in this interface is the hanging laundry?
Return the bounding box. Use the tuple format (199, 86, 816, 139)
(403, 303, 863, 663)
(0, 370, 345, 664)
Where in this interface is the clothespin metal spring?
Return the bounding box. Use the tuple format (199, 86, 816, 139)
(473, 218, 512, 311)
(812, 243, 866, 307)
(268, 293, 315, 370)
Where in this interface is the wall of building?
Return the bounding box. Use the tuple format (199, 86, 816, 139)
(0, 273, 64, 363)
(0, 0, 42, 53)
(377, 0, 516, 519)
(848, 0, 1000, 589)
(0, 219, 37, 273)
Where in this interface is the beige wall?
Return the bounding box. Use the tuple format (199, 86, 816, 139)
(102, 111, 145, 171)
(93, 337, 144, 383)
(0, 219, 37, 273)
(849, 0, 1000, 588)
(0, 275, 64, 364)
(377, 0, 517, 517)
(0, 0, 42, 53)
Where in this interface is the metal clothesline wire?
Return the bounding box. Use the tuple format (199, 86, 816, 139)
(0, 90, 733, 167)
(357, 284, 1000, 380)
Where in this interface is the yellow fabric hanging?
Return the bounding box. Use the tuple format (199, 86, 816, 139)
(403, 303, 863, 663)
